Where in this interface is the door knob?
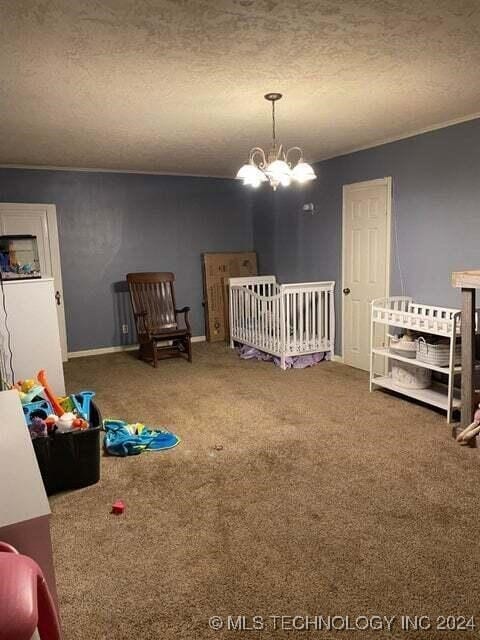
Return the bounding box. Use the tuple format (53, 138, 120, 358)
(343, 288, 351, 295)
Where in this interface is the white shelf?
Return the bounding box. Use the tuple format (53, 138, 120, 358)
(371, 376, 461, 411)
(372, 347, 462, 374)
(371, 297, 463, 337)
(370, 296, 465, 423)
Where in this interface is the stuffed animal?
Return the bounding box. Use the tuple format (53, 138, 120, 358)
(456, 403, 480, 444)
(30, 417, 47, 439)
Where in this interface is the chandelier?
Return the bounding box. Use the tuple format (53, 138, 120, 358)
(236, 93, 316, 190)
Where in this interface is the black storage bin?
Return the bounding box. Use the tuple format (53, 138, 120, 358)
(32, 402, 102, 495)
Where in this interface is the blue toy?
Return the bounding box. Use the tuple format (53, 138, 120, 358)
(103, 419, 180, 457)
(19, 385, 44, 405)
(70, 391, 95, 422)
(23, 399, 54, 425)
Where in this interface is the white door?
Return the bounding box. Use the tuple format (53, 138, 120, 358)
(342, 178, 391, 370)
(0, 204, 68, 361)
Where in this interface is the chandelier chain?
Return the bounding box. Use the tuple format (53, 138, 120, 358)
(272, 100, 276, 151)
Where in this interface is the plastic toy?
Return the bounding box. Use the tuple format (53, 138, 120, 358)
(37, 370, 64, 417)
(72, 417, 88, 430)
(14, 380, 44, 405)
(22, 399, 54, 425)
(18, 370, 97, 436)
(59, 396, 75, 413)
(29, 417, 47, 439)
(456, 403, 480, 444)
(70, 391, 95, 422)
(20, 379, 36, 393)
(18, 385, 44, 405)
(111, 500, 125, 515)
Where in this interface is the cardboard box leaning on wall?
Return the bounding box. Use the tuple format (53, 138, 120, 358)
(202, 252, 258, 342)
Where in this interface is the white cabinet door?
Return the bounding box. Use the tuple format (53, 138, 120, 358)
(0, 204, 68, 360)
(342, 179, 391, 371)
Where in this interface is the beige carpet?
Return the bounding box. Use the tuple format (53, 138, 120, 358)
(52, 343, 480, 639)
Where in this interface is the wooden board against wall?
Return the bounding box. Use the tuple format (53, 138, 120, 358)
(202, 252, 258, 342)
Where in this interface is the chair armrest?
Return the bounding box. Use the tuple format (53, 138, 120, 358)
(175, 307, 191, 333)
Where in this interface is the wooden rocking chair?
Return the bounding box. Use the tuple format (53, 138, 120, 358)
(127, 272, 192, 366)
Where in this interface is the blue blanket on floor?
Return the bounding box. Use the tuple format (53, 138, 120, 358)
(103, 419, 181, 456)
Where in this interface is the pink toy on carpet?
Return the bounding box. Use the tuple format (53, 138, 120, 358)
(111, 500, 125, 515)
(456, 403, 480, 444)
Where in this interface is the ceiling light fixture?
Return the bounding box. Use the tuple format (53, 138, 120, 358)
(236, 93, 317, 190)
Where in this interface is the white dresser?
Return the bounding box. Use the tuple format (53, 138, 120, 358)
(0, 389, 59, 615)
(0, 278, 65, 395)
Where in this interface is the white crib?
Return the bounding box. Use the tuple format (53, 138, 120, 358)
(229, 276, 335, 369)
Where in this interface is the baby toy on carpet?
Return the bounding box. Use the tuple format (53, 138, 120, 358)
(103, 419, 180, 456)
(456, 403, 480, 445)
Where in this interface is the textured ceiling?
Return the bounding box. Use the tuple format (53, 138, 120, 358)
(1, 0, 480, 177)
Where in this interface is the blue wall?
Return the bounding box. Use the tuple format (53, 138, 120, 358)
(0, 169, 253, 352)
(252, 118, 480, 352)
(2, 118, 479, 354)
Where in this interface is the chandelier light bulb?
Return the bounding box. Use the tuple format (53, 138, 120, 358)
(236, 163, 267, 187)
(235, 93, 317, 190)
(236, 163, 256, 181)
(291, 161, 317, 184)
(265, 159, 291, 180)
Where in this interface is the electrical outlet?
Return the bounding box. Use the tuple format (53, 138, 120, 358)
(122, 324, 129, 334)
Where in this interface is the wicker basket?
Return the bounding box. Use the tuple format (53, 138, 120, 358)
(416, 337, 461, 367)
(391, 362, 432, 389)
(388, 333, 417, 358)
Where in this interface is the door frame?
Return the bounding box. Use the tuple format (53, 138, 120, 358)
(0, 202, 68, 361)
(341, 177, 392, 364)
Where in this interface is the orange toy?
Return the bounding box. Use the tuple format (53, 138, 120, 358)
(37, 369, 64, 417)
(72, 418, 88, 430)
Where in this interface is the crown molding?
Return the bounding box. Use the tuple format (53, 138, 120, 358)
(316, 111, 480, 163)
(2, 111, 479, 176)
(0, 164, 232, 180)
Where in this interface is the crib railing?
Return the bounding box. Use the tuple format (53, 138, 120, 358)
(229, 276, 335, 367)
(229, 277, 282, 353)
(282, 282, 335, 356)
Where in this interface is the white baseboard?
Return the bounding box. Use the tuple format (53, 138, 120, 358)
(68, 335, 206, 359)
(331, 354, 344, 363)
(68, 344, 137, 358)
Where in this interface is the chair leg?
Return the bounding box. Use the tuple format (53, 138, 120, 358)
(152, 341, 157, 368)
(187, 336, 192, 362)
